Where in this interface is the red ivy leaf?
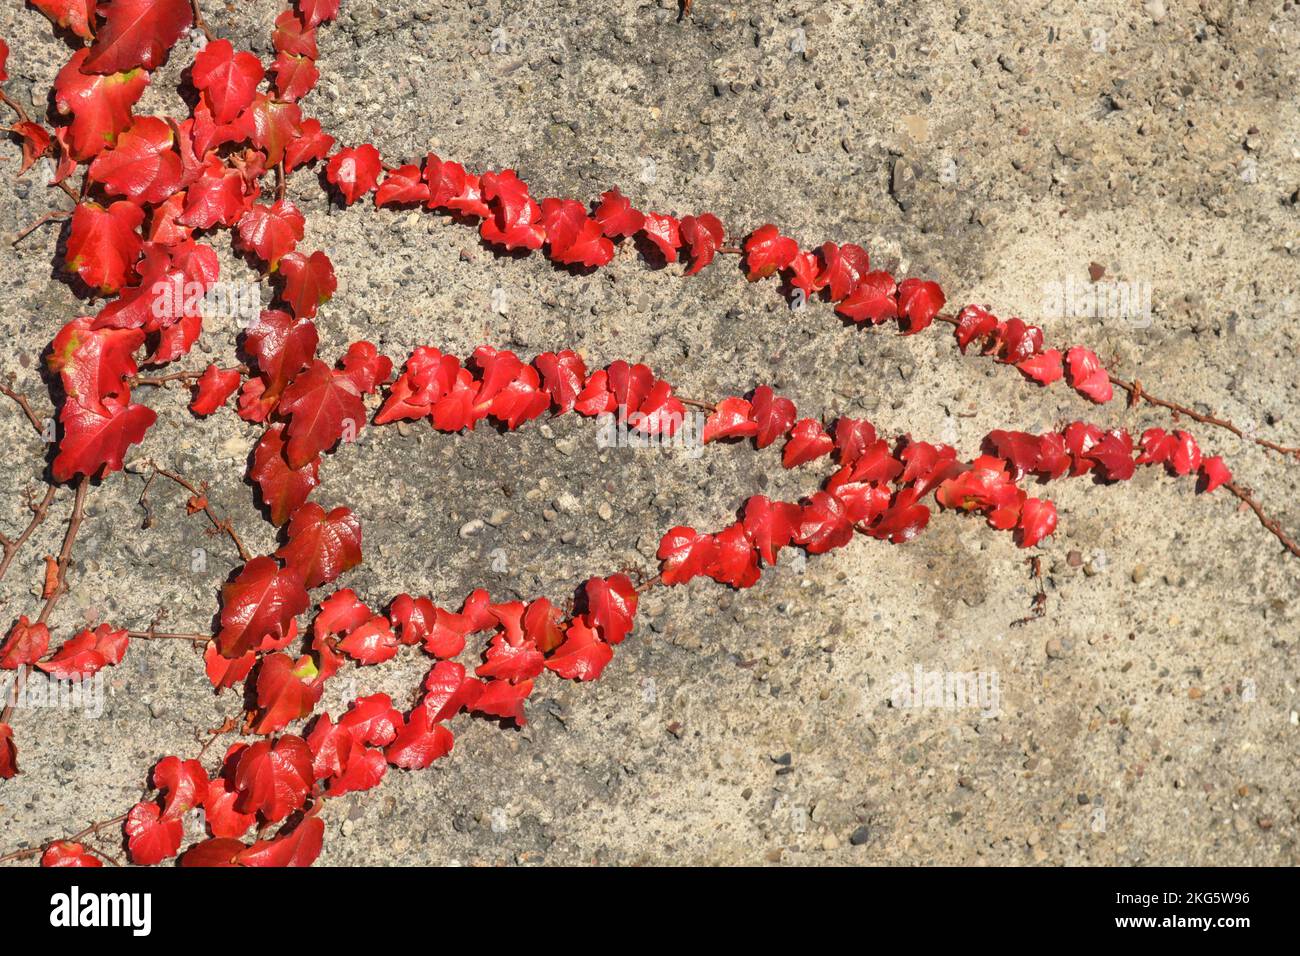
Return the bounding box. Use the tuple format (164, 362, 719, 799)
(233, 735, 313, 823)
(277, 250, 337, 319)
(278, 359, 367, 468)
(594, 187, 644, 238)
(545, 619, 612, 682)
(743, 224, 798, 280)
(215, 556, 309, 658)
(190, 365, 242, 416)
(277, 503, 362, 589)
(1065, 346, 1113, 404)
(192, 39, 264, 124)
(326, 145, 382, 205)
(237, 200, 305, 268)
(83, 0, 191, 74)
(124, 800, 183, 865)
(385, 706, 454, 769)
(41, 841, 103, 867)
(65, 200, 144, 293)
(679, 213, 724, 275)
(1, 617, 51, 670)
(53, 49, 149, 161)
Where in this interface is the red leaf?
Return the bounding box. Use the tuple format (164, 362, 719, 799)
(65, 200, 143, 293)
(836, 271, 898, 324)
(253, 653, 322, 735)
(283, 118, 334, 172)
(216, 556, 309, 658)
(277, 503, 362, 589)
(337, 615, 398, 665)
(480, 169, 545, 250)
(338, 341, 392, 395)
(545, 619, 612, 681)
(12, 120, 52, 175)
(180, 837, 245, 867)
(326, 145, 382, 205)
(782, 417, 833, 468)
(237, 200, 305, 267)
(271, 53, 319, 103)
(749, 385, 796, 449)
(594, 187, 644, 238)
(1016, 498, 1058, 548)
(1065, 346, 1113, 403)
(703, 396, 759, 443)
(1198, 456, 1231, 493)
(233, 735, 313, 823)
(640, 212, 681, 262)
(1016, 348, 1063, 385)
(742, 495, 801, 566)
(707, 521, 761, 588)
(36, 630, 109, 679)
(279, 360, 367, 468)
(954, 304, 998, 352)
(473, 677, 532, 726)
(85, 115, 182, 204)
(657, 526, 718, 586)
(203, 641, 255, 689)
(30, 1, 98, 40)
(277, 250, 336, 319)
(679, 213, 724, 275)
(896, 278, 945, 334)
(534, 350, 586, 414)
(385, 707, 454, 769)
(742, 224, 798, 280)
(298, 0, 340, 28)
(817, 242, 870, 301)
(153, 755, 208, 818)
(251, 425, 320, 526)
(796, 491, 855, 554)
(869, 488, 932, 544)
(53, 49, 149, 161)
(374, 163, 430, 207)
(52, 397, 156, 483)
(190, 365, 242, 415)
(245, 308, 318, 406)
(583, 574, 638, 645)
(236, 814, 324, 867)
(41, 841, 103, 868)
(1, 617, 50, 670)
(192, 39, 264, 124)
(421, 660, 483, 722)
(84, 0, 192, 74)
(124, 800, 183, 865)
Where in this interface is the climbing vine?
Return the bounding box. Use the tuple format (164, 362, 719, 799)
(0, 0, 1295, 867)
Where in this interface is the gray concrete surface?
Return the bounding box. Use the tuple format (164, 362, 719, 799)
(0, 0, 1297, 865)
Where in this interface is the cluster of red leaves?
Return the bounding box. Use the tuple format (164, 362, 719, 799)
(0, 618, 129, 780)
(27, 0, 339, 484)
(376, 346, 687, 435)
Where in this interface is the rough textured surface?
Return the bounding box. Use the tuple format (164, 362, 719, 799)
(1, 0, 1298, 865)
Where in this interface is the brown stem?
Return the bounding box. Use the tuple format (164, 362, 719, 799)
(1, 382, 48, 435)
(0, 486, 58, 585)
(126, 629, 209, 645)
(0, 478, 89, 727)
(0, 89, 32, 127)
(10, 209, 70, 246)
(676, 397, 718, 413)
(140, 461, 252, 562)
(1223, 481, 1300, 558)
(189, 0, 215, 41)
(0, 812, 128, 865)
(1108, 374, 1300, 460)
